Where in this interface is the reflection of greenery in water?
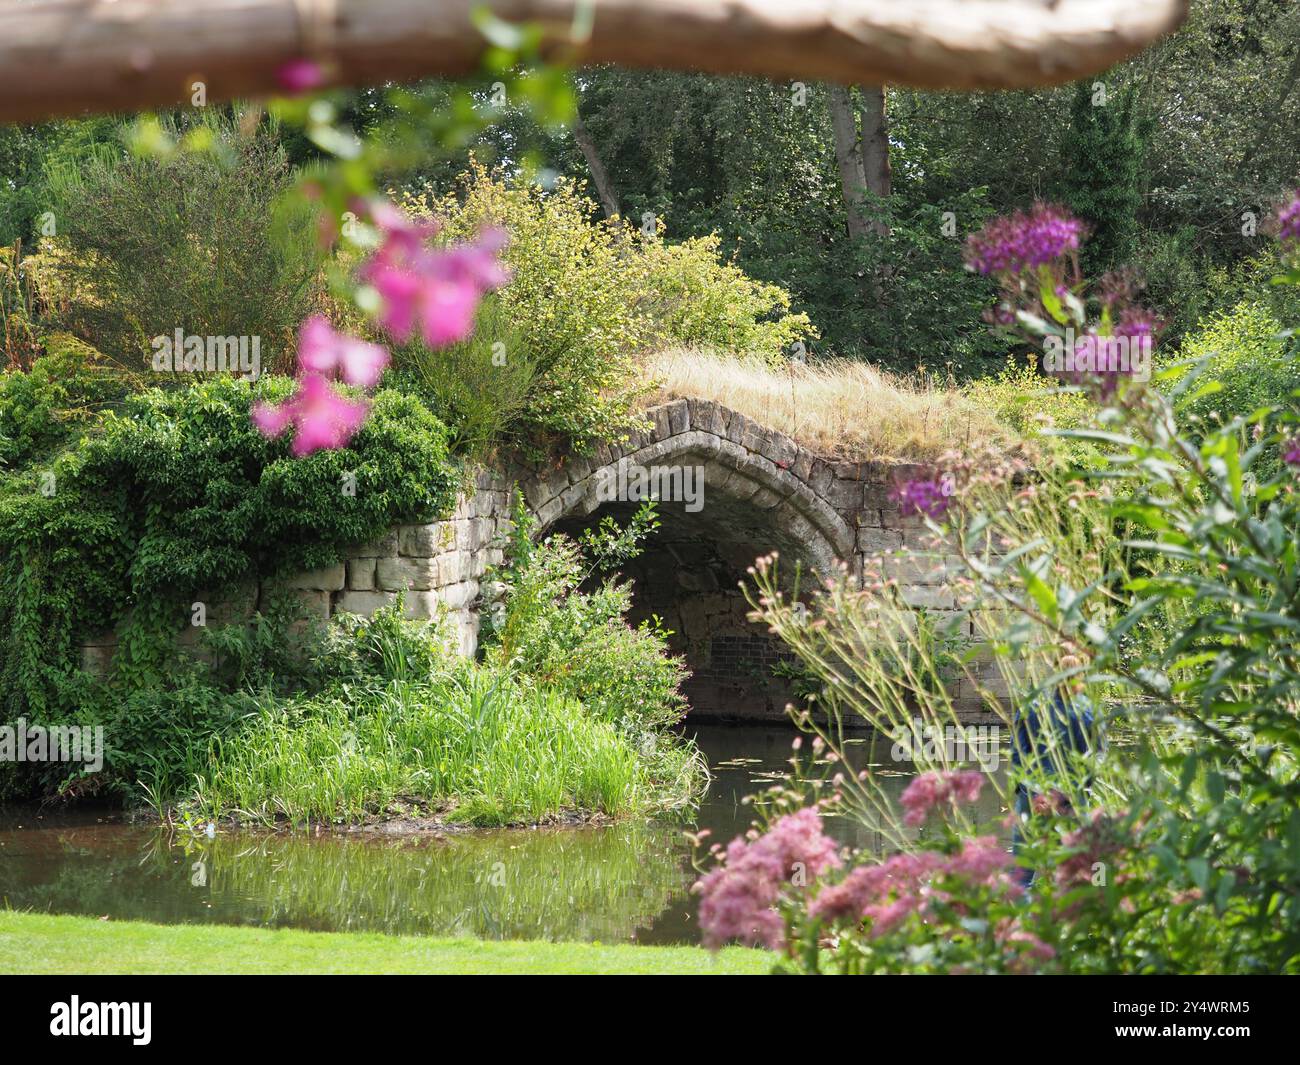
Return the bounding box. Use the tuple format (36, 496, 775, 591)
(0, 821, 690, 943)
(0, 725, 1008, 945)
(209, 825, 691, 941)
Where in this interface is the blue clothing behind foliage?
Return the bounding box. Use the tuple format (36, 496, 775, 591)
(1012, 689, 1099, 781)
(1011, 689, 1102, 887)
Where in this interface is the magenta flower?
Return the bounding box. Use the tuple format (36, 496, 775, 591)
(296, 314, 390, 388)
(692, 807, 842, 950)
(1283, 436, 1300, 467)
(1065, 307, 1159, 401)
(275, 58, 326, 95)
(965, 203, 1085, 276)
(251, 316, 384, 456)
(890, 474, 952, 519)
(252, 372, 369, 457)
(899, 769, 985, 827)
(1274, 190, 1300, 250)
(359, 202, 510, 350)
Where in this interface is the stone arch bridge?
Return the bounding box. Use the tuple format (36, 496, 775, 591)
(84, 399, 992, 720)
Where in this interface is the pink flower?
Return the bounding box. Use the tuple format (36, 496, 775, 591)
(276, 58, 326, 95)
(252, 372, 369, 457)
(808, 863, 893, 922)
(692, 807, 842, 950)
(946, 835, 1010, 884)
(965, 204, 1085, 276)
(899, 770, 985, 827)
(1054, 808, 1128, 895)
(358, 202, 509, 350)
(297, 314, 389, 388)
(995, 918, 1056, 971)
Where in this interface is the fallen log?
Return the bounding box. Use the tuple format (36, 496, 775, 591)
(0, 0, 1190, 125)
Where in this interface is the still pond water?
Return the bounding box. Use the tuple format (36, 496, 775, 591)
(0, 725, 1005, 945)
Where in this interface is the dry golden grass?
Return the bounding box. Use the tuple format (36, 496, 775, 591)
(637, 348, 1021, 462)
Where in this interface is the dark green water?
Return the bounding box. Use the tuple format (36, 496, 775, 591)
(0, 725, 1004, 945)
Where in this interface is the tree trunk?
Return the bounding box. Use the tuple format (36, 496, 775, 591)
(859, 85, 892, 237)
(0, 0, 1190, 125)
(571, 110, 621, 220)
(828, 84, 870, 243)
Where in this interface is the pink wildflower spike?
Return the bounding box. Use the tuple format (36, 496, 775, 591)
(899, 769, 985, 827)
(275, 58, 326, 95)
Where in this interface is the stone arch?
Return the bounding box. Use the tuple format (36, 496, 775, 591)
(519, 400, 865, 720)
(522, 399, 857, 575)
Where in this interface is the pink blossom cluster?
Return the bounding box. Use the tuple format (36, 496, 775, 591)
(809, 835, 1022, 940)
(251, 317, 386, 456)
(253, 200, 508, 455)
(994, 919, 1057, 971)
(1054, 808, 1126, 892)
(692, 807, 842, 950)
(359, 202, 509, 349)
(964, 203, 1085, 276)
(899, 769, 984, 827)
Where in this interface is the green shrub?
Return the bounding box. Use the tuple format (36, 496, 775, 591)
(0, 374, 459, 775)
(389, 295, 539, 461)
(45, 117, 320, 372)
(965, 357, 1100, 466)
(483, 500, 690, 749)
(402, 165, 650, 449)
(0, 338, 130, 468)
(398, 163, 813, 451)
(632, 231, 813, 360)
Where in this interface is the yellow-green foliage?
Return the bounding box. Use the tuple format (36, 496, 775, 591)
(1173, 300, 1298, 432)
(633, 231, 814, 361)
(402, 166, 649, 448)
(398, 163, 813, 449)
(965, 357, 1099, 465)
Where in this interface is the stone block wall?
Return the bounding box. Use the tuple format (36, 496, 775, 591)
(77, 400, 1010, 723)
(81, 468, 513, 672)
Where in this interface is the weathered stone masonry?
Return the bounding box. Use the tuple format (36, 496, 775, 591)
(82, 399, 997, 721)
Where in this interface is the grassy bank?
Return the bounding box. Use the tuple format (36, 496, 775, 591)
(190, 671, 680, 828)
(639, 347, 1021, 461)
(0, 912, 770, 975)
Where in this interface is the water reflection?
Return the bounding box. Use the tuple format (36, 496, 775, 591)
(0, 725, 1007, 945)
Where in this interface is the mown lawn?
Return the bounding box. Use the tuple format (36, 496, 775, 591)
(0, 912, 770, 975)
